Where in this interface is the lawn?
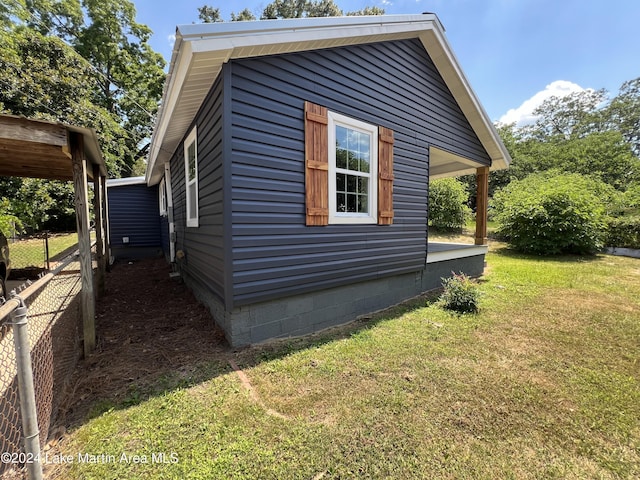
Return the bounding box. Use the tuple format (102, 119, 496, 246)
(55, 245, 640, 479)
(9, 232, 79, 269)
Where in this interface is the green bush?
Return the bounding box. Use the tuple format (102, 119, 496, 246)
(429, 178, 472, 230)
(439, 272, 480, 314)
(605, 216, 640, 249)
(491, 172, 615, 255)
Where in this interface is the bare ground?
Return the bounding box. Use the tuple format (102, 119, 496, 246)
(55, 256, 229, 429)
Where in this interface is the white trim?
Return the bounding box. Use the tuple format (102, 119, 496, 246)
(327, 111, 378, 225)
(164, 163, 176, 262)
(427, 244, 488, 264)
(159, 177, 167, 216)
(184, 126, 199, 228)
(106, 176, 146, 187)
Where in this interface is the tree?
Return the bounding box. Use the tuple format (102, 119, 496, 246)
(605, 77, 640, 157)
(231, 9, 256, 22)
(428, 178, 471, 230)
(346, 6, 385, 16)
(491, 171, 616, 255)
(198, 5, 223, 23)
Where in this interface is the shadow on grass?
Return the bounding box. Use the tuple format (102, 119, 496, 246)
(489, 245, 606, 264)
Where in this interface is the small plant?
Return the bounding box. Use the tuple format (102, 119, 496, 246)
(438, 272, 480, 314)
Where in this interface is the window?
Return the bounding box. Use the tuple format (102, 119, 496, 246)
(184, 126, 198, 227)
(159, 177, 167, 216)
(328, 112, 378, 224)
(304, 101, 394, 227)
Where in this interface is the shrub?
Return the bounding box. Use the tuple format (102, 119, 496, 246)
(429, 178, 472, 230)
(605, 216, 640, 249)
(491, 172, 615, 255)
(439, 272, 480, 314)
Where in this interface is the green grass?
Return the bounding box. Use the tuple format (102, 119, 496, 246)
(9, 232, 79, 269)
(57, 246, 640, 479)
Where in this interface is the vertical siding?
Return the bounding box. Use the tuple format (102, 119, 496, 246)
(108, 184, 161, 248)
(228, 38, 489, 306)
(170, 75, 226, 303)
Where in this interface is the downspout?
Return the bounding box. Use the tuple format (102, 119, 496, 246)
(164, 163, 176, 263)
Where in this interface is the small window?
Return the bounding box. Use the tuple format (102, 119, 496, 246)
(328, 111, 378, 224)
(159, 177, 167, 216)
(184, 126, 198, 227)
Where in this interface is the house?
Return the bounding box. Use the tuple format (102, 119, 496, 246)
(145, 14, 511, 346)
(106, 177, 168, 261)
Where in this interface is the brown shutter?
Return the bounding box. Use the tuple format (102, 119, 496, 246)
(305, 101, 329, 226)
(378, 126, 394, 225)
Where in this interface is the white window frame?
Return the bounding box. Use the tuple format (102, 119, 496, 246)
(184, 126, 199, 227)
(328, 111, 378, 225)
(159, 177, 167, 216)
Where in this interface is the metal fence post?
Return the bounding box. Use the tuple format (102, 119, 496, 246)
(9, 298, 43, 480)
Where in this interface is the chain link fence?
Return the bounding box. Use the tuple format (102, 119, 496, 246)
(7, 232, 81, 281)
(0, 246, 92, 479)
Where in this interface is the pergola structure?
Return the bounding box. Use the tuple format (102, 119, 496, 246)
(0, 114, 108, 356)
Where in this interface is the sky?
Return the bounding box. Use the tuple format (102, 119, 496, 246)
(132, 0, 640, 126)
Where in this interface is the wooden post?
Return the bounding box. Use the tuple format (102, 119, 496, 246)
(475, 166, 489, 246)
(93, 164, 105, 297)
(71, 132, 96, 356)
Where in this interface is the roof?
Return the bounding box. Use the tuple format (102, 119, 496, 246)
(106, 176, 147, 187)
(0, 114, 106, 181)
(146, 14, 511, 185)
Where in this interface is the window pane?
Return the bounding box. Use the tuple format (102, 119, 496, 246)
(359, 153, 370, 173)
(336, 148, 348, 169)
(346, 193, 357, 213)
(337, 173, 346, 192)
(188, 142, 196, 181)
(336, 126, 348, 149)
(337, 193, 346, 212)
(358, 194, 368, 213)
(188, 183, 197, 218)
(358, 177, 368, 195)
(347, 174, 357, 193)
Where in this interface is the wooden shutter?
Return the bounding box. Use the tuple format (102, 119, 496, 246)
(305, 101, 329, 226)
(378, 126, 394, 225)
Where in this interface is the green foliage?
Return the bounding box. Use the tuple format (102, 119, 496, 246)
(0, 198, 23, 237)
(604, 216, 640, 249)
(438, 272, 480, 314)
(259, 0, 382, 19)
(491, 172, 615, 255)
(428, 178, 471, 230)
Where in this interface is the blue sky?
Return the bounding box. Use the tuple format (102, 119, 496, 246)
(133, 0, 640, 125)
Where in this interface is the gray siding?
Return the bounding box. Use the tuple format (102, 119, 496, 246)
(108, 184, 160, 248)
(227, 38, 489, 306)
(170, 75, 226, 303)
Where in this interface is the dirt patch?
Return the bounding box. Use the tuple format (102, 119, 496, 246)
(55, 257, 228, 428)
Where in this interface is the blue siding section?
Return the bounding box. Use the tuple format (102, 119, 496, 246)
(108, 184, 161, 248)
(171, 74, 226, 303)
(227, 38, 488, 306)
(169, 38, 492, 309)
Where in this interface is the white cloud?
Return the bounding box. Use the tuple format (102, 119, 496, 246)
(167, 34, 176, 48)
(499, 80, 586, 127)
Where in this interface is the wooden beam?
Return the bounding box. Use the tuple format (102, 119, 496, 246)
(93, 164, 106, 297)
(475, 166, 489, 246)
(0, 116, 67, 146)
(71, 132, 96, 357)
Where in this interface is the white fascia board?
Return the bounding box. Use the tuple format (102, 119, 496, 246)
(178, 14, 441, 41)
(419, 29, 511, 172)
(107, 176, 146, 187)
(427, 244, 488, 264)
(147, 35, 194, 186)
